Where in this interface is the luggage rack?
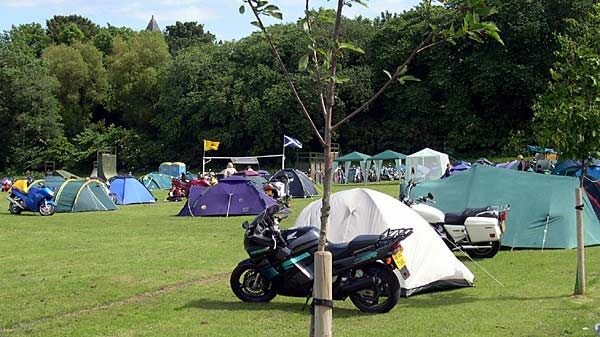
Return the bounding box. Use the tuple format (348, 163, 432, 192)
(378, 228, 414, 246)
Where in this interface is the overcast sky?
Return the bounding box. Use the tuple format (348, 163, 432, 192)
(0, 0, 422, 41)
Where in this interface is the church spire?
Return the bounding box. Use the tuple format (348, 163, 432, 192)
(146, 15, 160, 32)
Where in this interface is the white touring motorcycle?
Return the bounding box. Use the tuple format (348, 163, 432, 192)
(402, 182, 509, 258)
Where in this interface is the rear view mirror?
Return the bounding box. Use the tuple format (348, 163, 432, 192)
(242, 221, 249, 229)
(427, 193, 434, 200)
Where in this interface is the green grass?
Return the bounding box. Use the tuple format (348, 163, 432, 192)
(0, 183, 599, 336)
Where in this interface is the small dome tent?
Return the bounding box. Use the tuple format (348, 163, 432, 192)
(294, 188, 474, 296)
(54, 179, 118, 212)
(139, 172, 172, 190)
(178, 176, 277, 217)
(109, 176, 156, 205)
(405, 148, 450, 181)
(271, 169, 318, 198)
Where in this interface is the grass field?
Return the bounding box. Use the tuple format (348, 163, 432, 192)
(0, 182, 599, 337)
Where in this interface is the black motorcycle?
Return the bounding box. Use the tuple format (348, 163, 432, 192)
(230, 204, 413, 313)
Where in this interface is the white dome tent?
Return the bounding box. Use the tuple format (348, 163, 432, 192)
(405, 147, 450, 181)
(294, 188, 474, 296)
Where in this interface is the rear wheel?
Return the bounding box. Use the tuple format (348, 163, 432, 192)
(39, 203, 55, 216)
(230, 261, 276, 303)
(9, 201, 22, 215)
(466, 241, 500, 259)
(349, 263, 400, 313)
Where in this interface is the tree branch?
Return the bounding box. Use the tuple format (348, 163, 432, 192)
(332, 32, 433, 129)
(248, 0, 325, 146)
(305, 1, 328, 119)
(325, 0, 345, 130)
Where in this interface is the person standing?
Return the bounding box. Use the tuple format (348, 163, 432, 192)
(517, 155, 526, 171)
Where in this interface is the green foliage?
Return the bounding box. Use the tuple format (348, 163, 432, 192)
(72, 123, 149, 171)
(57, 22, 85, 45)
(6, 23, 51, 57)
(46, 15, 99, 44)
(108, 31, 171, 131)
(533, 5, 600, 167)
(164, 21, 215, 54)
(43, 43, 108, 137)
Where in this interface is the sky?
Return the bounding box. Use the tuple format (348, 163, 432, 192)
(0, 0, 422, 41)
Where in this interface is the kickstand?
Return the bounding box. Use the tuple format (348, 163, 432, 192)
(302, 294, 312, 311)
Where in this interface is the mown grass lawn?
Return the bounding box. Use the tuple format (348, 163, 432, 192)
(0, 183, 598, 337)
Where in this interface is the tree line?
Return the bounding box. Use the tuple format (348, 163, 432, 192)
(0, 0, 592, 174)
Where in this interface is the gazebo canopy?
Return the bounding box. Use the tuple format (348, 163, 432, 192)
(333, 151, 370, 183)
(370, 150, 407, 161)
(334, 151, 370, 162)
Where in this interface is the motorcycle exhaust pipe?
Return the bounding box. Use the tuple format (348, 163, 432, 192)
(5, 196, 24, 209)
(338, 277, 375, 294)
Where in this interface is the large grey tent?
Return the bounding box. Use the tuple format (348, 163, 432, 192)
(410, 165, 600, 249)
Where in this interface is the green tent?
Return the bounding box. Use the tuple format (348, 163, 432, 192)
(411, 165, 600, 249)
(370, 150, 407, 181)
(54, 179, 118, 213)
(333, 151, 371, 183)
(139, 172, 172, 190)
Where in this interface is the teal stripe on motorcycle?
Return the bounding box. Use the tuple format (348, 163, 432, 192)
(248, 247, 270, 256)
(281, 252, 311, 270)
(354, 251, 377, 264)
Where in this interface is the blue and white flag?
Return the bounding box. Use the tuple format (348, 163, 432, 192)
(284, 135, 303, 149)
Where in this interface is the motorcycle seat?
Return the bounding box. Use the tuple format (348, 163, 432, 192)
(327, 235, 380, 258)
(444, 207, 491, 225)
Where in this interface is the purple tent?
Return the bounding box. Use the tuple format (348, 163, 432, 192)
(450, 161, 471, 174)
(177, 176, 277, 217)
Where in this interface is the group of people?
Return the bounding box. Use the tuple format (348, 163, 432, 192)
(517, 154, 547, 174)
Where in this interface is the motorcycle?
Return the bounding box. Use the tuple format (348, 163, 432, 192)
(7, 182, 56, 216)
(402, 182, 509, 258)
(230, 204, 414, 313)
(263, 174, 291, 208)
(1, 178, 12, 192)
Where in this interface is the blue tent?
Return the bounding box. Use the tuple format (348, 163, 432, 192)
(109, 176, 156, 205)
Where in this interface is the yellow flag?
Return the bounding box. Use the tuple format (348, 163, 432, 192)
(204, 140, 220, 151)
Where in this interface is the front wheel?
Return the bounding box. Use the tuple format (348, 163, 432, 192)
(9, 201, 22, 215)
(466, 241, 500, 259)
(349, 263, 400, 313)
(39, 203, 55, 216)
(230, 261, 276, 303)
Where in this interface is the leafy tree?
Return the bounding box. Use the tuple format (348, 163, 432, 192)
(240, 0, 503, 334)
(72, 123, 152, 172)
(57, 22, 85, 45)
(164, 21, 215, 54)
(93, 24, 135, 55)
(533, 4, 600, 296)
(43, 43, 108, 137)
(46, 15, 99, 43)
(109, 31, 171, 131)
(5, 23, 51, 57)
(0, 43, 69, 171)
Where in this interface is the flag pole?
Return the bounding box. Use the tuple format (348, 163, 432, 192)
(282, 137, 285, 171)
(202, 140, 206, 175)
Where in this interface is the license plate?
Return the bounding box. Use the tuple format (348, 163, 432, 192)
(392, 250, 407, 270)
